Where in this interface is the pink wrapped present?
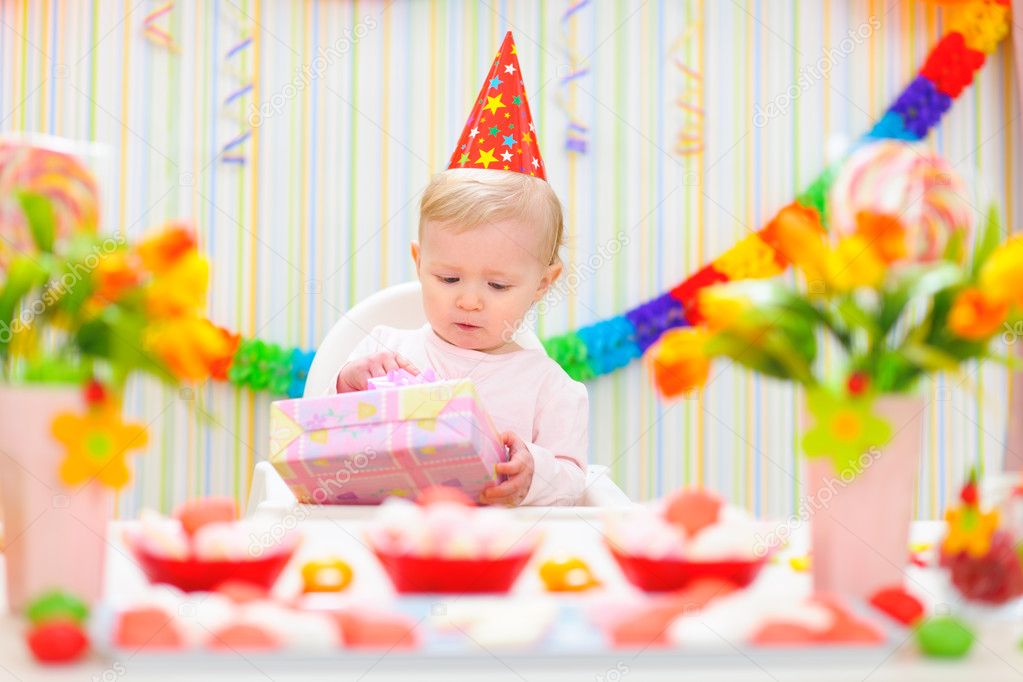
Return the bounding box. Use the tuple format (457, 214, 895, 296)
(268, 374, 507, 505)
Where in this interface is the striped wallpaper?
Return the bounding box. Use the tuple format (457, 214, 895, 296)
(1, 1, 1019, 520)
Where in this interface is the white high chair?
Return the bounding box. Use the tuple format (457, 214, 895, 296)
(247, 281, 632, 513)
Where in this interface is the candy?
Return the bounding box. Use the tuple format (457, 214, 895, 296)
(915, 616, 975, 658)
(828, 140, 971, 262)
(538, 556, 601, 592)
(416, 485, 476, 507)
(215, 580, 270, 604)
(869, 586, 925, 626)
(25, 590, 89, 626)
(192, 521, 255, 561)
(686, 521, 762, 561)
(663, 488, 722, 537)
(945, 529, 1023, 604)
(207, 623, 281, 650)
(130, 510, 190, 560)
(25, 620, 89, 663)
(301, 558, 354, 593)
(334, 609, 419, 649)
(173, 496, 238, 536)
(114, 607, 186, 650)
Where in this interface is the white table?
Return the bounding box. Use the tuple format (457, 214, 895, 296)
(1, 511, 1022, 681)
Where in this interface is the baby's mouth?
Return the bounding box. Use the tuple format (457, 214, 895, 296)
(454, 322, 481, 331)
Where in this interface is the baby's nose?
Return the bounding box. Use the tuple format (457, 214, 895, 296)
(456, 292, 483, 310)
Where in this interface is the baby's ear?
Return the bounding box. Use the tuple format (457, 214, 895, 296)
(534, 260, 563, 302)
(410, 241, 421, 274)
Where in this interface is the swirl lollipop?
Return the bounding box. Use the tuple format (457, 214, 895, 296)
(828, 140, 972, 262)
(0, 140, 100, 276)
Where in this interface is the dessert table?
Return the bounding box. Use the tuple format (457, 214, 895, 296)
(0, 510, 1021, 681)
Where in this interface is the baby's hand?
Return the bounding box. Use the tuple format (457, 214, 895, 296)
(479, 432, 534, 507)
(336, 351, 419, 392)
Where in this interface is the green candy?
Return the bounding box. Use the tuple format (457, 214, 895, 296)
(25, 590, 89, 626)
(915, 616, 974, 659)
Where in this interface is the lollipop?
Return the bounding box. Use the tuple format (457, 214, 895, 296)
(0, 140, 100, 276)
(828, 140, 971, 262)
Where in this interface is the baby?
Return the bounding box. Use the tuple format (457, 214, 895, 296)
(329, 168, 589, 506)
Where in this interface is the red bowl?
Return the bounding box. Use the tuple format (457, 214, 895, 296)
(130, 545, 296, 592)
(373, 549, 535, 594)
(609, 546, 768, 592)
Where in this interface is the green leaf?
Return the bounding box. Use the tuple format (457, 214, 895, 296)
(0, 256, 50, 358)
(75, 309, 176, 385)
(971, 204, 1002, 279)
(17, 191, 57, 253)
(943, 227, 965, 264)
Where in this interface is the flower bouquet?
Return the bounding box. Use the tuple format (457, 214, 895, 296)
(649, 140, 1023, 597)
(0, 137, 235, 610)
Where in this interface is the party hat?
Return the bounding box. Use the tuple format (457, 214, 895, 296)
(447, 31, 546, 180)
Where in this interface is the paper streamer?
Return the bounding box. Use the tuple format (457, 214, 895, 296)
(557, 0, 591, 154)
(669, 9, 704, 157)
(220, 11, 254, 164)
(142, 1, 180, 52)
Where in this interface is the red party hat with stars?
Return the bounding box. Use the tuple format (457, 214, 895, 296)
(447, 31, 546, 180)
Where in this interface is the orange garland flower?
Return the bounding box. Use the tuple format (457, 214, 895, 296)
(145, 251, 210, 318)
(145, 316, 239, 381)
(92, 250, 142, 303)
(53, 406, 148, 489)
(948, 287, 1009, 340)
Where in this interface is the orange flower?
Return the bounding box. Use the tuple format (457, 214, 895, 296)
(648, 327, 711, 399)
(136, 222, 197, 274)
(92, 250, 142, 303)
(853, 211, 908, 264)
(145, 251, 209, 318)
(762, 202, 829, 285)
(948, 288, 1008, 340)
(53, 406, 148, 489)
(146, 316, 239, 381)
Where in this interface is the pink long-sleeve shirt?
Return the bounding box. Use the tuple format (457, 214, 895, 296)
(328, 323, 589, 506)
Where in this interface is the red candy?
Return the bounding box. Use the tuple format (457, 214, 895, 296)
(26, 620, 89, 663)
(945, 530, 1023, 604)
(216, 580, 270, 604)
(751, 622, 817, 645)
(869, 586, 925, 626)
(114, 607, 185, 650)
(333, 610, 419, 649)
(207, 624, 281, 650)
(173, 496, 238, 536)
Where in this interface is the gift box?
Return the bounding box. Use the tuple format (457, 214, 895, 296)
(268, 375, 507, 505)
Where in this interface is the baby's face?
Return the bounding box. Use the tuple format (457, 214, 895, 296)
(412, 218, 560, 353)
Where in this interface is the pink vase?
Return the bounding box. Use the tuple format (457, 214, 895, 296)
(0, 384, 113, 614)
(804, 395, 924, 600)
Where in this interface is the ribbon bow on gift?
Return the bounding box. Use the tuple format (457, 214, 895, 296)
(366, 367, 439, 390)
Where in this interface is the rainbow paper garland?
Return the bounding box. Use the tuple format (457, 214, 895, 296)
(540, 0, 1010, 382)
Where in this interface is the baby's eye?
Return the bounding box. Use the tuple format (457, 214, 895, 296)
(437, 276, 459, 284)
(489, 282, 510, 291)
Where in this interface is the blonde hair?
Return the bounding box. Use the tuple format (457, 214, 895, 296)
(418, 168, 565, 266)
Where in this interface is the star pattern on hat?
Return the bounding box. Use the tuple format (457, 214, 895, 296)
(447, 32, 546, 181)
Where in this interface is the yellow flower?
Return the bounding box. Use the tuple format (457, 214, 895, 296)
(146, 315, 239, 381)
(53, 406, 148, 489)
(647, 327, 711, 399)
(713, 233, 785, 281)
(695, 286, 750, 332)
(979, 235, 1023, 308)
(145, 251, 209, 318)
(948, 287, 1009, 340)
(825, 236, 886, 292)
(942, 505, 999, 558)
(136, 222, 197, 274)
